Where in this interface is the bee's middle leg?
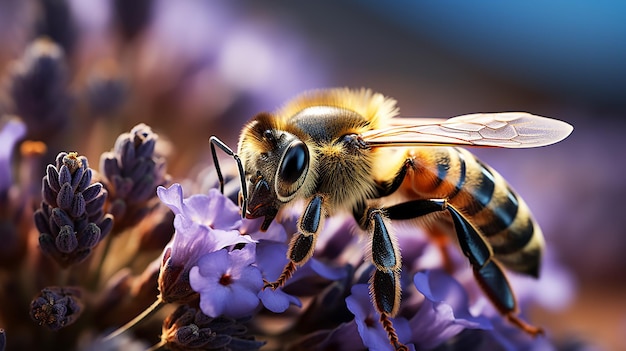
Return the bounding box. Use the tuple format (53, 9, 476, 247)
(364, 207, 407, 351)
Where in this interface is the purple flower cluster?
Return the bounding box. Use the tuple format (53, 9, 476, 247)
(156, 184, 254, 304)
(151, 181, 579, 351)
(155, 183, 314, 319)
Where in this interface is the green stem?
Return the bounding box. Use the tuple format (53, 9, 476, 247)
(102, 298, 165, 342)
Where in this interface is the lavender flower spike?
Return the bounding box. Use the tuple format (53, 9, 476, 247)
(34, 152, 113, 268)
(100, 123, 170, 232)
(8, 38, 71, 141)
(0, 117, 26, 199)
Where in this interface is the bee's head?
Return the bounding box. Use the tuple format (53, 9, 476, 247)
(238, 113, 311, 230)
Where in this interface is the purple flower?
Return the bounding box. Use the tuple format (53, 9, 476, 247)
(410, 270, 492, 349)
(190, 245, 263, 319)
(157, 184, 251, 267)
(0, 117, 26, 199)
(346, 284, 413, 351)
(156, 183, 254, 303)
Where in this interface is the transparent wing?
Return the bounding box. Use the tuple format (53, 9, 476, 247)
(361, 112, 573, 148)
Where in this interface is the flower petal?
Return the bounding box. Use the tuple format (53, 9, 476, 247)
(309, 258, 348, 280)
(346, 284, 411, 351)
(410, 271, 492, 349)
(259, 287, 301, 313)
(205, 188, 241, 230)
(195, 282, 228, 317)
(211, 230, 256, 254)
(255, 241, 289, 281)
(223, 283, 260, 318)
(196, 249, 231, 277)
(157, 183, 184, 215)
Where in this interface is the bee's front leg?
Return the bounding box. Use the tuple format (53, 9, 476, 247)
(264, 195, 324, 290)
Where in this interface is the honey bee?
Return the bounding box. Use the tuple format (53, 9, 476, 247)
(210, 88, 573, 350)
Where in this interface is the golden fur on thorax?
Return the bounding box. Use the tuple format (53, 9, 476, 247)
(237, 88, 400, 213)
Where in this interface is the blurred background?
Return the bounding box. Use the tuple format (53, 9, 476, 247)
(1, 0, 624, 349)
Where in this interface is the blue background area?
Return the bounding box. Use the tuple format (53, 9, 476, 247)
(354, 1, 626, 106)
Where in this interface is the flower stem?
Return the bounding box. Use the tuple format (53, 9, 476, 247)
(90, 235, 114, 289)
(145, 339, 167, 351)
(57, 267, 70, 286)
(102, 298, 164, 342)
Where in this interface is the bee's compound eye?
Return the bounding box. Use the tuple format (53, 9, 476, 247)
(276, 140, 308, 198)
(279, 141, 308, 184)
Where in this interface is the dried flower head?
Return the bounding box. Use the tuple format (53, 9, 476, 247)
(161, 305, 264, 351)
(30, 287, 83, 331)
(34, 152, 113, 268)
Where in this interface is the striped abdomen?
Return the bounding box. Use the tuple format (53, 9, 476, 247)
(403, 147, 543, 277)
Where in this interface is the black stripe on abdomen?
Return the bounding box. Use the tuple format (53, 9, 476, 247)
(434, 153, 450, 189)
(479, 186, 520, 236)
(490, 216, 535, 255)
(448, 150, 466, 199)
(464, 160, 496, 216)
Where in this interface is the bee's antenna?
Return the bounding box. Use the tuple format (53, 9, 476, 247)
(209, 136, 248, 218)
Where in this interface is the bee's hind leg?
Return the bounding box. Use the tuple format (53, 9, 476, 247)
(386, 198, 543, 336)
